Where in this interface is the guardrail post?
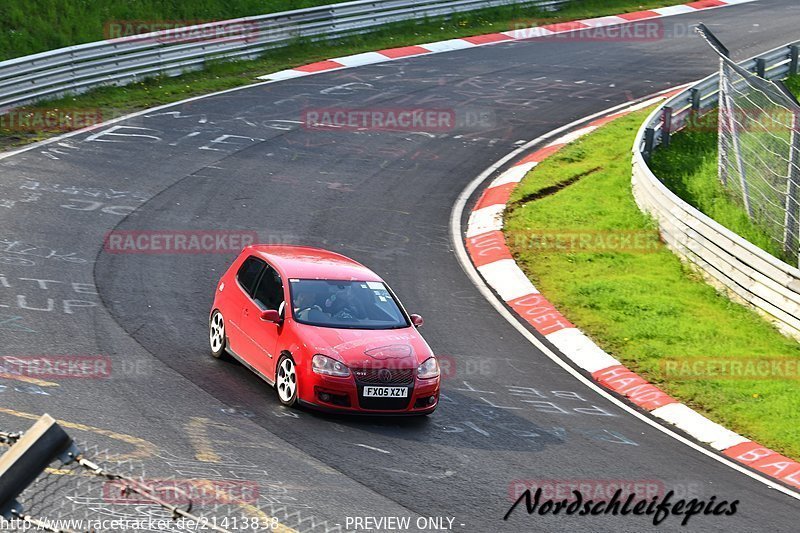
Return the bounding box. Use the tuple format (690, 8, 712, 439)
(756, 58, 767, 78)
(691, 88, 701, 112)
(688, 89, 702, 133)
(0, 414, 78, 518)
(791, 45, 799, 76)
(661, 107, 673, 149)
(643, 128, 655, 162)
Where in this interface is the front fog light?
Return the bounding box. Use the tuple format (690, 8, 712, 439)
(417, 357, 440, 379)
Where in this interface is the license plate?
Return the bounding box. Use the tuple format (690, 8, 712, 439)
(363, 386, 408, 398)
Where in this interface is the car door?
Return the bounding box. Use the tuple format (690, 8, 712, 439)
(227, 255, 266, 359)
(240, 262, 284, 381)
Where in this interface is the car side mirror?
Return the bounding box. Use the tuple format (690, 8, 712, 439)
(410, 314, 424, 328)
(260, 309, 282, 323)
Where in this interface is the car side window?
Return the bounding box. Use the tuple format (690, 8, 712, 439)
(252, 265, 284, 311)
(236, 256, 265, 296)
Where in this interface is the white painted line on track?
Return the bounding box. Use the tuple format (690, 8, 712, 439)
(353, 443, 391, 454)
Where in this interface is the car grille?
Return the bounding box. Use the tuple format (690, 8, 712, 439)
(358, 395, 412, 411)
(352, 368, 414, 385)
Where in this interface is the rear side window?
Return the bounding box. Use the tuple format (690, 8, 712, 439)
(236, 256, 265, 296)
(253, 265, 284, 311)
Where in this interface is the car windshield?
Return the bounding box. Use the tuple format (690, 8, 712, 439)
(289, 279, 410, 329)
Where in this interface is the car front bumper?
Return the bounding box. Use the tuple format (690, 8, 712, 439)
(300, 373, 440, 415)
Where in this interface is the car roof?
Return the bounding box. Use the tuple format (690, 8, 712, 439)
(246, 245, 383, 282)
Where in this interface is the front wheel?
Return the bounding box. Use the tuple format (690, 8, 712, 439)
(209, 310, 227, 359)
(275, 355, 298, 406)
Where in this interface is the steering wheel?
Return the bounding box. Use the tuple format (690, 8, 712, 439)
(333, 306, 359, 320)
(297, 304, 323, 314)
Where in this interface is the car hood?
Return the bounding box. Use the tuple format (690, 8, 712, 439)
(297, 324, 432, 369)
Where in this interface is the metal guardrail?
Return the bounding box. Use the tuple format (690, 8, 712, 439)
(632, 40, 800, 339)
(0, 0, 567, 110)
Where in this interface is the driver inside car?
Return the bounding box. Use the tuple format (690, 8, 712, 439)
(325, 284, 366, 320)
(294, 290, 323, 321)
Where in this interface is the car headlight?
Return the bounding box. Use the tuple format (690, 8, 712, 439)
(417, 357, 440, 379)
(311, 354, 350, 377)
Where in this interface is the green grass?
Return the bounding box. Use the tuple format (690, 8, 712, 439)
(649, 75, 800, 264)
(0, 0, 687, 149)
(649, 122, 787, 260)
(0, 0, 333, 60)
(785, 74, 800, 96)
(505, 109, 800, 459)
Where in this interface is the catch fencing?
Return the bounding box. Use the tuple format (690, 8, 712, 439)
(713, 32, 800, 263)
(1, 415, 236, 533)
(632, 29, 800, 339)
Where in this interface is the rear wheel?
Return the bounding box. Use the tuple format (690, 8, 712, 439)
(209, 310, 227, 359)
(275, 355, 298, 406)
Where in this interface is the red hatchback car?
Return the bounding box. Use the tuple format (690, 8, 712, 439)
(209, 245, 440, 415)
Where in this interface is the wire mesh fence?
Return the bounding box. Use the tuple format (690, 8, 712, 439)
(0, 415, 360, 533)
(2, 416, 353, 533)
(3, 445, 258, 532)
(716, 44, 800, 264)
(0, 433, 266, 532)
